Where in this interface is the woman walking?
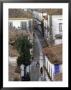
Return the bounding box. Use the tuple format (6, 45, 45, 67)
(40, 67, 43, 75)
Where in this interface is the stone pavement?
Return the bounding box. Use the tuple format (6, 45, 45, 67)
(30, 28, 50, 81)
(30, 32, 40, 81)
(30, 29, 47, 81)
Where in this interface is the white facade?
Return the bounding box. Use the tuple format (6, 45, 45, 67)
(39, 55, 44, 68)
(48, 15, 62, 45)
(44, 56, 62, 81)
(33, 11, 48, 24)
(33, 11, 42, 21)
(9, 56, 17, 66)
(33, 11, 48, 38)
(52, 15, 62, 39)
(9, 19, 32, 30)
(45, 57, 54, 79)
(20, 64, 24, 77)
(55, 39, 62, 45)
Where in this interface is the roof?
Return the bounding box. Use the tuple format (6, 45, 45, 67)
(43, 44, 62, 64)
(32, 9, 62, 15)
(9, 9, 32, 19)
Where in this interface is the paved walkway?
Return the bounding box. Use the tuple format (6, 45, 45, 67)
(30, 29, 50, 81)
(30, 29, 45, 81)
(30, 33, 40, 81)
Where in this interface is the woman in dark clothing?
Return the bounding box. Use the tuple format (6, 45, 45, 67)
(40, 67, 43, 74)
(26, 72, 30, 81)
(36, 61, 39, 67)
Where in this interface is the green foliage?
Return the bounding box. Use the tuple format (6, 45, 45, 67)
(17, 55, 23, 66)
(15, 35, 32, 66)
(17, 54, 31, 66)
(15, 35, 32, 55)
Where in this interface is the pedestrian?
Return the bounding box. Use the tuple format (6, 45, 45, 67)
(40, 67, 43, 74)
(21, 73, 30, 81)
(26, 66, 30, 73)
(26, 72, 30, 81)
(36, 61, 39, 67)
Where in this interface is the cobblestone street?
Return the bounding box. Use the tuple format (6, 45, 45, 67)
(30, 28, 47, 81)
(30, 31, 40, 81)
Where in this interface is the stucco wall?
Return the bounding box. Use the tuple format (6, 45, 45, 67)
(9, 19, 32, 29)
(44, 56, 62, 80)
(9, 56, 17, 66)
(52, 15, 62, 39)
(55, 39, 62, 45)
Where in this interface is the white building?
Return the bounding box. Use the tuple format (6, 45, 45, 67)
(47, 15, 63, 45)
(9, 9, 33, 31)
(43, 44, 62, 81)
(33, 11, 48, 33)
(30, 10, 62, 45)
(9, 18, 33, 31)
(9, 56, 17, 66)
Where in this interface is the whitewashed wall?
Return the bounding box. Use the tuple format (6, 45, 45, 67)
(52, 15, 62, 40)
(45, 56, 48, 68)
(38, 13, 42, 21)
(44, 55, 62, 80)
(44, 56, 54, 80)
(9, 19, 32, 29)
(33, 11, 48, 21)
(33, 11, 48, 38)
(47, 15, 50, 27)
(47, 59, 53, 77)
(55, 39, 62, 45)
(39, 55, 44, 68)
(59, 64, 62, 73)
(9, 56, 17, 66)
(47, 15, 62, 45)
(51, 65, 55, 80)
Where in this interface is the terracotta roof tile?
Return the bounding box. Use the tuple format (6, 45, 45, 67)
(33, 9, 62, 15)
(9, 9, 32, 18)
(43, 44, 62, 64)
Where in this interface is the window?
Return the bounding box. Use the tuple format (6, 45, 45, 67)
(21, 22, 27, 30)
(54, 64, 60, 74)
(29, 21, 32, 28)
(59, 23, 62, 32)
(9, 22, 13, 28)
